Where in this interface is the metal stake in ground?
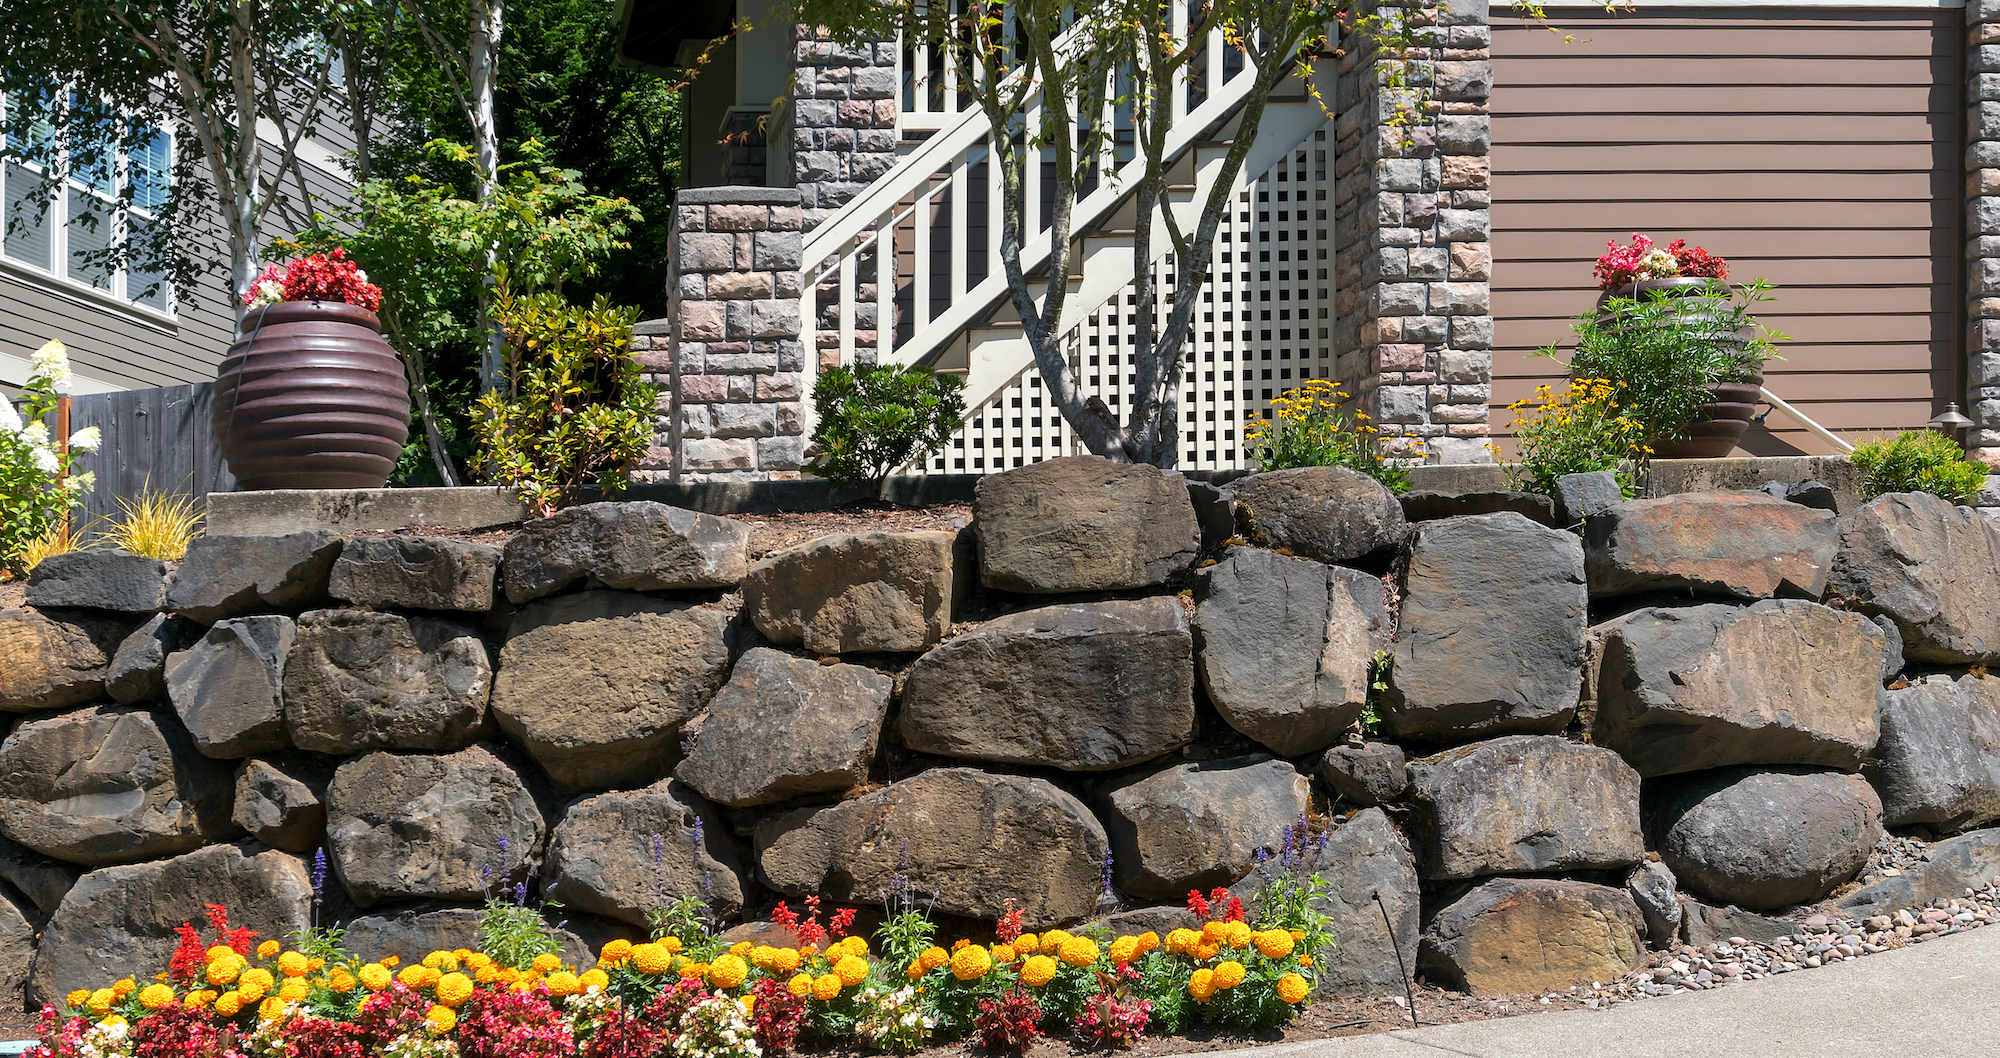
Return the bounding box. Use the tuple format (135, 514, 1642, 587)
(1375, 889, 1418, 1029)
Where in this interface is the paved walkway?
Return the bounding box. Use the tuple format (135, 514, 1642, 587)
(1223, 924, 2000, 1058)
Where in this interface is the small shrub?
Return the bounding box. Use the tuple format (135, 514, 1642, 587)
(1851, 430, 1989, 505)
(1244, 380, 1413, 493)
(807, 364, 966, 499)
(1506, 378, 1649, 499)
(97, 490, 203, 560)
(1, 340, 96, 574)
(474, 291, 656, 518)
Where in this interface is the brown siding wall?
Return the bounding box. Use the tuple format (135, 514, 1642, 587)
(1490, 9, 1961, 455)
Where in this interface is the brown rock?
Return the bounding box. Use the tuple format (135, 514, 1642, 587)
(1827, 491, 2000, 663)
(1651, 767, 1882, 912)
(328, 535, 502, 612)
(741, 531, 958, 653)
(1233, 466, 1410, 566)
(0, 607, 130, 712)
(283, 610, 493, 754)
(502, 502, 751, 604)
(974, 456, 1200, 593)
(325, 744, 548, 906)
(676, 648, 892, 808)
(1418, 878, 1646, 994)
(1407, 735, 1644, 881)
(1584, 492, 1838, 600)
(544, 779, 749, 926)
(1099, 755, 1312, 901)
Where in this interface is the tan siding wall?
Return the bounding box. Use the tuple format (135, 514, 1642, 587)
(1490, 9, 1961, 456)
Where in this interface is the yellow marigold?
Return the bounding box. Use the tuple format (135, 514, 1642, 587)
(207, 954, 244, 987)
(1038, 929, 1071, 956)
(235, 979, 268, 1005)
(905, 961, 923, 981)
(327, 969, 356, 994)
(630, 943, 673, 975)
(950, 944, 992, 981)
(709, 954, 749, 989)
(729, 941, 754, 958)
(98, 1015, 126, 1030)
(597, 939, 633, 967)
(1108, 937, 1139, 965)
(739, 994, 756, 1018)
(580, 968, 609, 992)
(1222, 922, 1254, 949)
(1213, 960, 1246, 990)
(498, 968, 523, 985)
(951, 938, 968, 952)
(1200, 921, 1227, 943)
(184, 990, 215, 1011)
(797, 943, 817, 959)
(277, 951, 311, 978)
(683, 963, 710, 982)
(1059, 936, 1099, 968)
(258, 996, 287, 1023)
(812, 973, 842, 1001)
(1288, 930, 1305, 941)
(749, 945, 780, 970)
(659, 936, 684, 955)
(1276, 973, 1309, 1004)
(464, 952, 492, 970)
(396, 965, 437, 990)
(1137, 932, 1160, 955)
(87, 987, 116, 1016)
(381, 956, 400, 969)
(436, 972, 475, 1007)
(992, 943, 1017, 964)
(474, 965, 501, 985)
(833, 954, 869, 987)
(1164, 929, 1199, 956)
(918, 946, 950, 972)
(65, 989, 89, 1010)
(309, 958, 326, 972)
(531, 953, 563, 974)
(1297, 955, 1313, 969)
(139, 984, 176, 1011)
(1013, 933, 1038, 953)
(358, 964, 393, 992)
(423, 950, 458, 972)
(112, 978, 137, 998)
(1194, 941, 1221, 961)
(788, 973, 814, 997)
(545, 971, 582, 997)
(257, 940, 281, 959)
(1187, 969, 1216, 1002)
(278, 978, 310, 1004)
(771, 947, 801, 973)
(427, 1005, 457, 1034)
(214, 992, 243, 1017)
(207, 945, 235, 961)
(1254, 930, 1294, 960)
(1018, 955, 1057, 988)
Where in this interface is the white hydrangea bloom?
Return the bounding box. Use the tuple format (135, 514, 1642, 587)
(30, 339, 72, 392)
(69, 425, 101, 452)
(21, 420, 49, 445)
(32, 447, 59, 474)
(0, 398, 19, 435)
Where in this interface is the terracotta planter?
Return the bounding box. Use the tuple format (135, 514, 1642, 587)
(1594, 278, 1760, 459)
(212, 301, 411, 490)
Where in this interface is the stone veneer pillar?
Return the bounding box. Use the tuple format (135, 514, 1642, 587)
(1332, 0, 1495, 465)
(1969, 1, 2000, 465)
(790, 26, 900, 233)
(644, 186, 808, 483)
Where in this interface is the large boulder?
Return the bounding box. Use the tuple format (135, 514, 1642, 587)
(105, 614, 203, 704)
(741, 531, 959, 653)
(1827, 491, 2000, 663)
(502, 502, 750, 604)
(1385, 513, 1588, 741)
(1406, 735, 1644, 881)
(543, 779, 750, 926)
(489, 591, 734, 792)
(340, 905, 625, 971)
(974, 456, 1200, 593)
(232, 754, 333, 853)
(1867, 673, 2000, 832)
(898, 598, 1195, 771)
(0, 704, 235, 865)
(1099, 756, 1312, 902)
(1318, 741, 1410, 808)
(25, 551, 170, 613)
(165, 531, 341, 623)
(1418, 878, 1646, 994)
(325, 744, 549, 906)
(1194, 550, 1389, 756)
(283, 610, 493, 755)
(1583, 492, 1838, 600)
(1301, 808, 1421, 997)
(755, 768, 1108, 926)
(1837, 828, 2000, 918)
(328, 535, 503, 612)
(0, 888, 34, 1005)
(0, 835, 82, 915)
(1651, 767, 1882, 912)
(29, 843, 311, 1006)
(0, 606, 130, 712)
(164, 615, 296, 758)
(1592, 601, 1886, 777)
(676, 648, 892, 808)
(1233, 466, 1409, 566)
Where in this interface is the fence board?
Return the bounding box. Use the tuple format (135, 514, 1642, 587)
(67, 383, 234, 524)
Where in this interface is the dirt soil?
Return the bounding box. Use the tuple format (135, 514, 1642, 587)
(727, 503, 974, 562)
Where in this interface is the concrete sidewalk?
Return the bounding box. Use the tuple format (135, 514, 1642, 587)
(1225, 924, 2000, 1058)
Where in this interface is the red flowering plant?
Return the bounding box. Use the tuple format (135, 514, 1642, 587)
(1592, 233, 1730, 291)
(243, 248, 384, 312)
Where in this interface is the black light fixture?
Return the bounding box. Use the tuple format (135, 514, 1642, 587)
(1928, 402, 1974, 433)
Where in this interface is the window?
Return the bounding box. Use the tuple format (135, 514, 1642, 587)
(1, 89, 174, 314)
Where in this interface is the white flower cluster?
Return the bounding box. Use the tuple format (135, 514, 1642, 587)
(70, 1017, 129, 1058)
(672, 991, 762, 1058)
(31, 338, 72, 393)
(246, 278, 289, 308)
(381, 1032, 461, 1058)
(853, 984, 935, 1054)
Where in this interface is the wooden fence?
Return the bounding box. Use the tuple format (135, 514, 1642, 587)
(67, 383, 234, 524)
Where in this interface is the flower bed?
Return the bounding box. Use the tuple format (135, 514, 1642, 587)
(31, 889, 1329, 1058)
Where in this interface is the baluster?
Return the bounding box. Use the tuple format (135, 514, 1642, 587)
(950, 154, 970, 305)
(839, 251, 859, 368)
(876, 215, 896, 363)
(914, 179, 933, 337)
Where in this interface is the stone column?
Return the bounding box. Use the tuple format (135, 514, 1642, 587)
(652, 186, 808, 483)
(1331, 0, 1494, 465)
(790, 26, 899, 233)
(1969, 1, 2000, 465)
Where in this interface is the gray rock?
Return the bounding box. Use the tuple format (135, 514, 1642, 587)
(328, 535, 503, 612)
(1233, 466, 1410, 566)
(1099, 756, 1312, 902)
(232, 755, 333, 853)
(1401, 490, 1558, 526)
(25, 551, 170, 612)
(756, 767, 1108, 925)
(1837, 828, 2000, 917)
(105, 613, 202, 704)
(1551, 470, 1622, 526)
(0, 704, 235, 865)
(1874, 614, 1906, 682)
(899, 598, 1195, 771)
(1385, 513, 1587, 740)
(1866, 673, 2000, 832)
(1652, 767, 1883, 912)
(676, 648, 891, 808)
(1195, 549, 1390, 756)
(1303, 808, 1421, 996)
(1584, 492, 1838, 600)
(502, 501, 751, 604)
(165, 531, 342, 623)
(1186, 481, 1237, 554)
(29, 843, 311, 1006)
(1593, 601, 1887, 777)
(543, 779, 749, 927)
(741, 531, 957, 653)
(0, 606, 131, 712)
(1319, 741, 1410, 807)
(0, 887, 34, 1006)
(1626, 860, 1682, 948)
(325, 743, 548, 907)
(489, 590, 735, 793)
(1419, 878, 1645, 994)
(1407, 735, 1644, 881)
(1827, 491, 2000, 663)
(1678, 897, 1799, 947)
(1758, 479, 1837, 512)
(283, 610, 493, 754)
(165, 615, 296, 758)
(340, 905, 626, 971)
(1087, 906, 1200, 940)
(974, 456, 1201, 593)
(0, 834, 81, 915)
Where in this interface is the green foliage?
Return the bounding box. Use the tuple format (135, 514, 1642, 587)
(1131, 950, 1189, 1034)
(1361, 650, 1393, 737)
(873, 910, 937, 978)
(0, 341, 92, 575)
(473, 291, 656, 517)
(1506, 378, 1649, 500)
(807, 365, 967, 498)
(648, 894, 725, 962)
(1851, 430, 1990, 505)
(1244, 380, 1413, 494)
(476, 898, 564, 971)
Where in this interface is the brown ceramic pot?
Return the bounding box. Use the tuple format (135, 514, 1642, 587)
(1595, 278, 1760, 459)
(212, 301, 411, 490)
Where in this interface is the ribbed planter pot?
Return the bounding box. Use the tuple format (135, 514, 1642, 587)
(1594, 278, 1759, 459)
(212, 301, 411, 490)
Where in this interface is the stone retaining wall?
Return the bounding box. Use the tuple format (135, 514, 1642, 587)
(6, 457, 2000, 1006)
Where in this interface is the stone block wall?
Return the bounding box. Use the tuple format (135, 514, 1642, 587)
(1332, 0, 1495, 465)
(790, 25, 899, 233)
(1969, 0, 2000, 465)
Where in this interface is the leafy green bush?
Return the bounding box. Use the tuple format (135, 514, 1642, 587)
(1851, 430, 1989, 505)
(1, 340, 96, 575)
(808, 364, 966, 498)
(1506, 378, 1650, 499)
(473, 291, 657, 517)
(1244, 379, 1413, 494)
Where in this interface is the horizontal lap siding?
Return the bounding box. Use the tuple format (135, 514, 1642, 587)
(1490, 10, 1960, 456)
